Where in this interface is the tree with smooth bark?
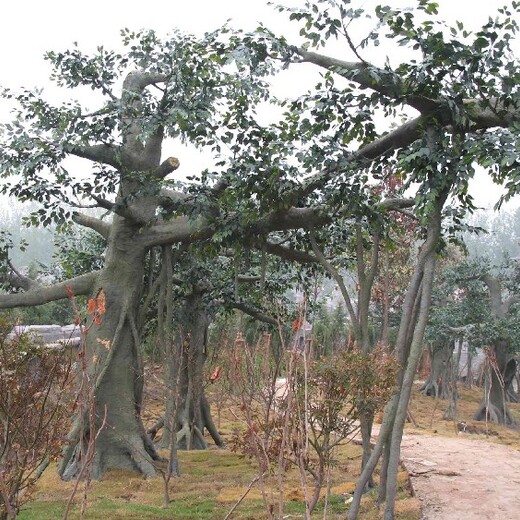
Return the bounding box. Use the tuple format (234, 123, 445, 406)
(0, 28, 294, 479)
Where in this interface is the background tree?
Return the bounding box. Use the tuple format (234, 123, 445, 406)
(451, 258, 520, 423)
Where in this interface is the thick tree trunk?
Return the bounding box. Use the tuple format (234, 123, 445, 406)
(420, 341, 453, 398)
(155, 290, 224, 451)
(59, 220, 161, 480)
(473, 342, 515, 425)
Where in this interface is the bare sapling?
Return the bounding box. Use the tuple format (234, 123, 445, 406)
(62, 291, 108, 520)
(229, 328, 286, 519)
(288, 344, 398, 516)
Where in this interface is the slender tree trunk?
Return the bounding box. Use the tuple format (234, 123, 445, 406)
(383, 253, 437, 520)
(348, 186, 446, 520)
(380, 250, 390, 346)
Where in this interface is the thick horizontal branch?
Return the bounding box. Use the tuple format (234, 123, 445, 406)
(72, 213, 111, 238)
(156, 188, 192, 212)
(464, 98, 520, 129)
(123, 71, 168, 94)
(142, 194, 414, 250)
(0, 272, 97, 309)
(237, 275, 262, 283)
(232, 302, 278, 327)
(141, 216, 213, 247)
(297, 49, 439, 113)
(378, 197, 415, 211)
(69, 144, 120, 169)
(142, 206, 330, 248)
(251, 207, 330, 235)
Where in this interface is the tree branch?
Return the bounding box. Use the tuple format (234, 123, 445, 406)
(297, 49, 439, 113)
(480, 274, 504, 317)
(121, 71, 168, 158)
(0, 272, 97, 309)
(72, 213, 111, 238)
(69, 144, 120, 169)
(156, 189, 191, 213)
(502, 295, 519, 315)
(123, 71, 168, 94)
(377, 197, 415, 211)
(90, 195, 147, 224)
(141, 216, 213, 247)
(464, 98, 520, 129)
(308, 227, 360, 337)
(237, 275, 262, 283)
(143, 206, 331, 248)
(261, 241, 318, 264)
(285, 116, 426, 203)
(155, 157, 180, 179)
(6, 260, 40, 292)
(231, 302, 278, 327)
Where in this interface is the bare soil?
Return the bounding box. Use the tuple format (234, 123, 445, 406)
(400, 431, 520, 519)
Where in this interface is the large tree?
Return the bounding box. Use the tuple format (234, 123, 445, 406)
(0, 28, 295, 479)
(0, 3, 519, 520)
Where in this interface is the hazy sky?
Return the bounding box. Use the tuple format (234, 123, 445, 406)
(0, 0, 518, 210)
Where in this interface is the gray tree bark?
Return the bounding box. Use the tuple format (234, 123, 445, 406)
(59, 218, 162, 479)
(473, 275, 519, 425)
(420, 341, 453, 399)
(154, 289, 224, 451)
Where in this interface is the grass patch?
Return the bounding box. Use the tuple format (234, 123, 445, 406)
(24, 380, 515, 519)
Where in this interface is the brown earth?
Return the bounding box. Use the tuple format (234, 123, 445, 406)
(400, 432, 520, 520)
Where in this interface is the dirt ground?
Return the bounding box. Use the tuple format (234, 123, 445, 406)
(400, 432, 520, 519)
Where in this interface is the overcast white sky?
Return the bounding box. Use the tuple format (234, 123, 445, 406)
(0, 0, 518, 211)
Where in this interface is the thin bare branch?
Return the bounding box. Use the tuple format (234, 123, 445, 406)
(6, 259, 40, 292)
(308, 227, 360, 336)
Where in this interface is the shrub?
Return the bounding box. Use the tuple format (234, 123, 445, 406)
(0, 318, 74, 519)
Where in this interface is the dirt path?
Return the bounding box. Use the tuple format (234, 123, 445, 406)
(400, 432, 520, 519)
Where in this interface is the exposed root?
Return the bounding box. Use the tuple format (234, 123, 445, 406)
(147, 417, 165, 441)
(420, 379, 439, 397)
(473, 401, 515, 426)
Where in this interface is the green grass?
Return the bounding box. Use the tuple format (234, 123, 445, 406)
(14, 380, 430, 520)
